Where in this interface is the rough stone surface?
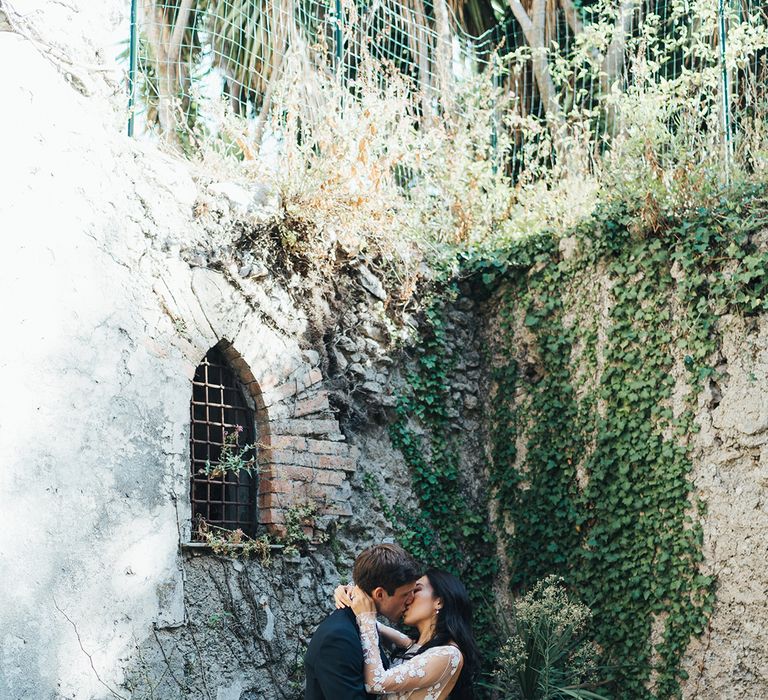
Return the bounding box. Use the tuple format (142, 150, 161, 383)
(481, 258, 768, 700)
(680, 314, 768, 699)
(0, 3, 414, 698)
(123, 551, 344, 700)
(6, 2, 768, 699)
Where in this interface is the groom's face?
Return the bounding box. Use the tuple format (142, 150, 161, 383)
(372, 581, 418, 623)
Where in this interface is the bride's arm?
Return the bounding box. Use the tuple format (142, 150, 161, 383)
(376, 622, 414, 649)
(334, 584, 413, 649)
(356, 612, 462, 693)
(349, 585, 461, 694)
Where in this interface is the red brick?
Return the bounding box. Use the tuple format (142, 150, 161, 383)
(264, 368, 324, 407)
(262, 448, 320, 468)
(263, 381, 298, 406)
(259, 509, 285, 526)
(294, 392, 331, 418)
(255, 410, 271, 428)
(267, 435, 308, 450)
(271, 419, 340, 436)
(315, 470, 345, 486)
(258, 468, 277, 486)
(259, 478, 292, 495)
(253, 393, 268, 413)
(228, 357, 256, 385)
(306, 439, 351, 456)
(273, 464, 316, 482)
(258, 491, 284, 509)
(297, 482, 331, 500)
(283, 481, 310, 500)
(318, 454, 357, 472)
(298, 368, 323, 391)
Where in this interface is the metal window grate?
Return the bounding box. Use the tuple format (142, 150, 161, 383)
(190, 345, 258, 537)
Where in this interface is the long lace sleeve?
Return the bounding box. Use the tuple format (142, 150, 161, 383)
(376, 622, 414, 649)
(356, 613, 462, 694)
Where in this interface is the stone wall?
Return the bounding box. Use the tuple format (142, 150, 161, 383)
(478, 238, 768, 699)
(0, 3, 415, 697)
(123, 550, 343, 700)
(681, 313, 768, 698)
(5, 1, 768, 698)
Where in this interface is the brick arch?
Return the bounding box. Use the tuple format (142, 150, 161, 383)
(194, 338, 359, 535)
(189, 340, 270, 536)
(160, 265, 359, 534)
(216, 340, 270, 427)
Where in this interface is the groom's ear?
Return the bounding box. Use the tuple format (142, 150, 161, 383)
(369, 587, 386, 602)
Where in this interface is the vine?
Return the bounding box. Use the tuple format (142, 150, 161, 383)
(196, 501, 326, 560)
(387, 301, 499, 665)
(466, 183, 768, 698)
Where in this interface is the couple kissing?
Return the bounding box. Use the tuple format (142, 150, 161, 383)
(304, 543, 477, 700)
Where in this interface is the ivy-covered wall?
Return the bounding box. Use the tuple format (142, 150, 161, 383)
(383, 297, 500, 662)
(469, 186, 768, 698)
(381, 185, 768, 698)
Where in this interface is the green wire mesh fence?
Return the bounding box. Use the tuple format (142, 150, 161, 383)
(128, 0, 768, 182)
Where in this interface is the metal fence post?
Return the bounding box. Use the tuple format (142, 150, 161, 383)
(335, 0, 343, 75)
(128, 0, 138, 137)
(490, 53, 500, 174)
(718, 0, 733, 184)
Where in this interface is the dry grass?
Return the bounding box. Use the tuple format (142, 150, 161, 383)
(178, 0, 768, 286)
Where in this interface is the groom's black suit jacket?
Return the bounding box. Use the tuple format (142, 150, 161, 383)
(304, 607, 390, 700)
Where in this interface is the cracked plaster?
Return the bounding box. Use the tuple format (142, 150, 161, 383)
(0, 3, 349, 697)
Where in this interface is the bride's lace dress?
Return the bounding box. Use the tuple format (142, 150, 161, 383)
(356, 612, 463, 700)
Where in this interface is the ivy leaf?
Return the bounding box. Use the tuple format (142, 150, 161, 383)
(524, 313, 540, 327)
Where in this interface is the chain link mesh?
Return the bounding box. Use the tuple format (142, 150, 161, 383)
(129, 0, 768, 179)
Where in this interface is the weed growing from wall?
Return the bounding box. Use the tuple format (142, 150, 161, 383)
(468, 183, 768, 698)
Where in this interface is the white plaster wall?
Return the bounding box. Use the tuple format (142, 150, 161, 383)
(0, 3, 312, 697)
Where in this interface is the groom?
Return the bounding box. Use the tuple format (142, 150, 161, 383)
(304, 543, 421, 699)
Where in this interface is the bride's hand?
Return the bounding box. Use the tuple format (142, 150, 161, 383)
(334, 583, 354, 609)
(350, 585, 376, 616)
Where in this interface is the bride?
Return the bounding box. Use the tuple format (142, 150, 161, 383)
(336, 569, 478, 700)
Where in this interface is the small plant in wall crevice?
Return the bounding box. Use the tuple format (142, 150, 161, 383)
(196, 519, 273, 563)
(281, 501, 328, 557)
(203, 426, 258, 478)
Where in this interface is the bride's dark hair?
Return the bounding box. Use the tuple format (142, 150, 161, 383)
(395, 569, 478, 700)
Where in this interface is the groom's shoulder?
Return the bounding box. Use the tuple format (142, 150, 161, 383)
(309, 608, 358, 649)
(314, 608, 357, 637)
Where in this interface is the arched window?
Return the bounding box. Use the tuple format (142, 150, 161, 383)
(190, 344, 258, 537)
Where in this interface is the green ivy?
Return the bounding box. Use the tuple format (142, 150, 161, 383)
(468, 183, 768, 699)
(387, 301, 500, 667)
(379, 183, 768, 697)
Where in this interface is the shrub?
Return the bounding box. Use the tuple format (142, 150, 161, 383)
(489, 576, 607, 700)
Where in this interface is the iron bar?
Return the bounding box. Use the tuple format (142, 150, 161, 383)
(127, 0, 138, 137)
(718, 0, 733, 184)
(190, 346, 258, 537)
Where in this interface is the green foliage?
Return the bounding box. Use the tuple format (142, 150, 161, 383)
(204, 426, 257, 478)
(281, 501, 328, 557)
(472, 183, 768, 698)
(197, 521, 273, 562)
(206, 611, 235, 628)
(197, 500, 326, 560)
(489, 576, 607, 700)
(386, 300, 499, 667)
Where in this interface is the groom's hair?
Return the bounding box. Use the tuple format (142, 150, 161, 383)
(353, 543, 421, 595)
